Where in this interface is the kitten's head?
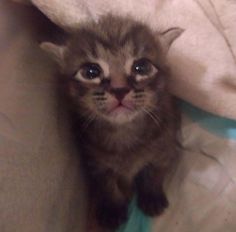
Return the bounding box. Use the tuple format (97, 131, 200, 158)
(41, 15, 183, 124)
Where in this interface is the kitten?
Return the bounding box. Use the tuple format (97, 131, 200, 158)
(41, 15, 183, 229)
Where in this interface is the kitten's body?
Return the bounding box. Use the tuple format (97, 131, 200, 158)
(42, 15, 182, 229)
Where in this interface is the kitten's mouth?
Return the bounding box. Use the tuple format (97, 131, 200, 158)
(108, 102, 134, 116)
(103, 100, 138, 123)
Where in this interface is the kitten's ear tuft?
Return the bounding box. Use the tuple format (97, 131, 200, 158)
(40, 42, 65, 65)
(160, 27, 184, 52)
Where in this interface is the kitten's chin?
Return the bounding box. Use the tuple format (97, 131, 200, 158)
(106, 106, 137, 124)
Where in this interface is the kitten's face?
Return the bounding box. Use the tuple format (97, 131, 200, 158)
(70, 56, 159, 124)
(42, 16, 183, 124)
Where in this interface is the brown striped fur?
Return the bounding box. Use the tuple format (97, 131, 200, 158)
(41, 15, 183, 229)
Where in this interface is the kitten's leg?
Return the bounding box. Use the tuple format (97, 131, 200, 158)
(135, 165, 169, 216)
(93, 171, 132, 229)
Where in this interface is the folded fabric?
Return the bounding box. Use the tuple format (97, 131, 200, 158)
(155, 103, 236, 232)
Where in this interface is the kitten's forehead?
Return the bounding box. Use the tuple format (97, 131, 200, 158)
(92, 17, 158, 57)
(66, 16, 162, 70)
(94, 41, 134, 75)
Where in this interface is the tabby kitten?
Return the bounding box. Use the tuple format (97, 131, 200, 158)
(41, 15, 183, 230)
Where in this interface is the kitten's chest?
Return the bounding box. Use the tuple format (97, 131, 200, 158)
(96, 144, 155, 179)
(90, 135, 157, 179)
(85, 120, 159, 176)
(104, 127, 140, 150)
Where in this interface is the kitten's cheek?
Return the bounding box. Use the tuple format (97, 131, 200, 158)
(68, 83, 77, 97)
(68, 82, 87, 97)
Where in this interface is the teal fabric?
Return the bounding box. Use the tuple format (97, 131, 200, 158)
(181, 101, 236, 139)
(116, 198, 151, 232)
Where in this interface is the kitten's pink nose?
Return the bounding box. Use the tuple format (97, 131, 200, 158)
(110, 88, 130, 102)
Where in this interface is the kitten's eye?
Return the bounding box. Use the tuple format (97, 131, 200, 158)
(132, 58, 154, 76)
(131, 58, 157, 82)
(80, 63, 102, 80)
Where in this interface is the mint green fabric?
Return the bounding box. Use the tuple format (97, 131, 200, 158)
(182, 101, 236, 139)
(117, 198, 151, 232)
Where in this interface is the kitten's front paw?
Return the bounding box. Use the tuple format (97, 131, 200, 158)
(96, 202, 128, 229)
(138, 192, 169, 216)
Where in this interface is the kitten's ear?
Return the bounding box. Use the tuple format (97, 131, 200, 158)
(40, 42, 66, 66)
(159, 27, 184, 52)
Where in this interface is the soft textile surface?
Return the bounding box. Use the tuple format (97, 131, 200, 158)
(117, 105, 236, 232)
(0, 2, 86, 231)
(16, 0, 236, 120)
(154, 106, 236, 232)
(1, 1, 236, 232)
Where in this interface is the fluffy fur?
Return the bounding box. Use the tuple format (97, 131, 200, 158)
(41, 15, 182, 229)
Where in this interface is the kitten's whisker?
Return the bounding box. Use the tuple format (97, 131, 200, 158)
(135, 99, 145, 103)
(93, 97, 106, 101)
(142, 108, 161, 127)
(148, 109, 162, 124)
(134, 94, 145, 99)
(134, 89, 144, 93)
(82, 114, 97, 131)
(93, 92, 105, 96)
